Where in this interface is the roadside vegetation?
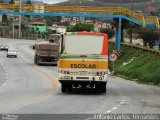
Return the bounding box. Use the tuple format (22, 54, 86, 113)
(109, 43, 160, 85)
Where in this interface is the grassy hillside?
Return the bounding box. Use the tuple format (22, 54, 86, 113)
(58, 0, 160, 11)
(109, 43, 160, 85)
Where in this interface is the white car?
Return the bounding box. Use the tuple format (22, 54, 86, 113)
(0, 44, 9, 51)
(7, 48, 18, 58)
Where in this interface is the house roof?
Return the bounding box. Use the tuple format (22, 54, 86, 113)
(29, 22, 45, 25)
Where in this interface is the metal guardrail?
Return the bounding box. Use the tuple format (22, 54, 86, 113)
(0, 3, 159, 29)
(109, 41, 160, 56)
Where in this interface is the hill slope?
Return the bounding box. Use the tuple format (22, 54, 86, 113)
(58, 0, 160, 11)
(109, 43, 160, 85)
(0, 0, 38, 4)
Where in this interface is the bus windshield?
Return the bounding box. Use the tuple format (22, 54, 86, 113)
(63, 35, 104, 55)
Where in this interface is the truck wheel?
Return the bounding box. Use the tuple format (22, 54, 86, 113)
(34, 56, 37, 64)
(61, 84, 67, 92)
(36, 60, 39, 65)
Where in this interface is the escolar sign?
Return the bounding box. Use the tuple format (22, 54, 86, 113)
(71, 64, 96, 69)
(109, 53, 118, 62)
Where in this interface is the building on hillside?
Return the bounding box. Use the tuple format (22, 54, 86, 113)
(94, 23, 112, 32)
(70, 20, 77, 26)
(33, 4, 45, 13)
(14, 0, 19, 4)
(47, 25, 66, 34)
(85, 20, 94, 24)
(60, 17, 71, 23)
(28, 21, 47, 33)
(0, 15, 2, 22)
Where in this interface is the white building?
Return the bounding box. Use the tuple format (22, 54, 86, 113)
(0, 15, 2, 22)
(34, 4, 45, 13)
(48, 26, 67, 34)
(14, 0, 19, 4)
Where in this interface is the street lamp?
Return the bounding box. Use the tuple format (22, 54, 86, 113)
(19, 0, 22, 38)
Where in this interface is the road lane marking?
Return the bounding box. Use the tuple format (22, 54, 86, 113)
(0, 52, 59, 112)
(117, 104, 121, 107)
(19, 54, 60, 100)
(120, 101, 124, 104)
(103, 97, 127, 114)
(105, 110, 112, 113)
(112, 107, 118, 110)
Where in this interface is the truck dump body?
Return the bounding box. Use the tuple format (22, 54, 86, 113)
(34, 42, 59, 65)
(48, 34, 61, 44)
(58, 32, 108, 93)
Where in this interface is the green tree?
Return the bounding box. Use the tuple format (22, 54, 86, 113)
(45, 16, 62, 26)
(100, 28, 115, 39)
(136, 28, 159, 48)
(26, 0, 31, 4)
(9, 0, 14, 4)
(67, 23, 94, 32)
(0, 0, 4, 3)
(2, 14, 8, 25)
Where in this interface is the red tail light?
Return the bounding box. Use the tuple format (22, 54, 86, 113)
(96, 72, 99, 75)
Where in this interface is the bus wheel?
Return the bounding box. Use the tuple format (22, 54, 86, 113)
(61, 84, 67, 92)
(95, 84, 101, 93)
(67, 84, 72, 92)
(101, 83, 106, 93)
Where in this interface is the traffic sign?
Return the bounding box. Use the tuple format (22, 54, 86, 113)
(109, 53, 118, 62)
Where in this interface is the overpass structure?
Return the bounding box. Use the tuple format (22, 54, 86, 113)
(0, 4, 159, 49)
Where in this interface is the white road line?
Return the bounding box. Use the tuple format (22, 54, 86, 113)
(104, 98, 127, 114)
(105, 110, 112, 113)
(112, 107, 118, 110)
(120, 101, 124, 104)
(117, 104, 121, 107)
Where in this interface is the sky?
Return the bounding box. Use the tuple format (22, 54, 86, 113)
(43, 0, 67, 4)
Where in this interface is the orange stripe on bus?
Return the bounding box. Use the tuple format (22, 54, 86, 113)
(58, 60, 108, 69)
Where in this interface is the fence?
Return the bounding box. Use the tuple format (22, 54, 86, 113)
(0, 29, 47, 40)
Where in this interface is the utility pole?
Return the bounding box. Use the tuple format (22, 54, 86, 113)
(19, 0, 22, 38)
(158, 29, 160, 50)
(130, 0, 133, 43)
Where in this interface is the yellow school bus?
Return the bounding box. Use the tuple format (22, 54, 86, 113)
(58, 32, 108, 93)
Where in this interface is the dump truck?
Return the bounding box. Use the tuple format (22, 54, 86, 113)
(34, 42, 59, 65)
(48, 34, 61, 44)
(58, 32, 108, 93)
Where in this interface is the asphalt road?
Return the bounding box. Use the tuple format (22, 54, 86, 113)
(0, 38, 160, 118)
